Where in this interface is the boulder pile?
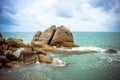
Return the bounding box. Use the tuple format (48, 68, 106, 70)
(1, 25, 79, 68)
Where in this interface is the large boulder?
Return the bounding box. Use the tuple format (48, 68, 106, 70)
(38, 25, 56, 44)
(38, 54, 52, 63)
(105, 49, 117, 54)
(50, 25, 77, 47)
(19, 50, 36, 63)
(5, 61, 20, 68)
(6, 38, 26, 47)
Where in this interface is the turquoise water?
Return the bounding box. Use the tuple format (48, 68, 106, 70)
(0, 32, 120, 80)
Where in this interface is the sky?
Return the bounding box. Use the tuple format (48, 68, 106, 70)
(0, 0, 120, 32)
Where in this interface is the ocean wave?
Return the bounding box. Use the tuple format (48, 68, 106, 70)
(55, 46, 120, 54)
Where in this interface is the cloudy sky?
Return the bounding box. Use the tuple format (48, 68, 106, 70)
(0, 0, 120, 32)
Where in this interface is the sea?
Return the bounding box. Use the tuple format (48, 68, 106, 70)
(0, 32, 120, 80)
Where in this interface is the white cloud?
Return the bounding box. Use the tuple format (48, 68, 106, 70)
(3, 0, 119, 32)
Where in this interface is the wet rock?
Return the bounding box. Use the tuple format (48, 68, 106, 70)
(19, 50, 36, 63)
(0, 33, 2, 37)
(38, 54, 52, 63)
(36, 51, 47, 55)
(4, 50, 13, 55)
(24, 44, 33, 51)
(0, 57, 9, 65)
(0, 62, 2, 69)
(50, 25, 77, 47)
(6, 38, 26, 47)
(38, 25, 56, 44)
(6, 53, 19, 61)
(32, 41, 57, 51)
(1, 44, 9, 51)
(105, 49, 117, 54)
(5, 61, 20, 68)
(8, 46, 18, 52)
(0, 37, 5, 46)
(62, 42, 79, 47)
(0, 47, 4, 55)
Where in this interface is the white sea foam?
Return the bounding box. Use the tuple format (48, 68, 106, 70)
(71, 47, 105, 52)
(52, 58, 66, 67)
(56, 46, 106, 53)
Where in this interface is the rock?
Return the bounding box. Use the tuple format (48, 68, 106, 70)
(38, 25, 56, 44)
(0, 33, 2, 37)
(6, 38, 26, 47)
(32, 25, 78, 48)
(19, 50, 36, 63)
(0, 57, 9, 65)
(4, 50, 13, 55)
(23, 43, 33, 51)
(62, 42, 79, 47)
(5, 61, 20, 68)
(0, 37, 5, 46)
(0, 47, 4, 55)
(6, 53, 19, 61)
(50, 25, 75, 47)
(32, 31, 42, 41)
(8, 46, 18, 51)
(34, 31, 42, 37)
(32, 41, 57, 51)
(36, 51, 47, 55)
(0, 62, 3, 69)
(105, 49, 117, 54)
(38, 54, 52, 63)
(1, 44, 9, 50)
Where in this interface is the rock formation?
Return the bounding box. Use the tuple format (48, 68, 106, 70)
(32, 25, 79, 47)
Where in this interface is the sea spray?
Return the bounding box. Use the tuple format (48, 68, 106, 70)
(52, 58, 66, 67)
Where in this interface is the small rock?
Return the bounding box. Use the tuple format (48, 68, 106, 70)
(105, 49, 117, 54)
(0, 57, 9, 65)
(62, 42, 79, 47)
(6, 53, 19, 61)
(5, 61, 20, 68)
(36, 51, 47, 55)
(0, 62, 3, 69)
(4, 50, 13, 55)
(0, 33, 2, 37)
(0, 37, 5, 46)
(38, 54, 52, 63)
(8, 46, 18, 52)
(19, 50, 36, 63)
